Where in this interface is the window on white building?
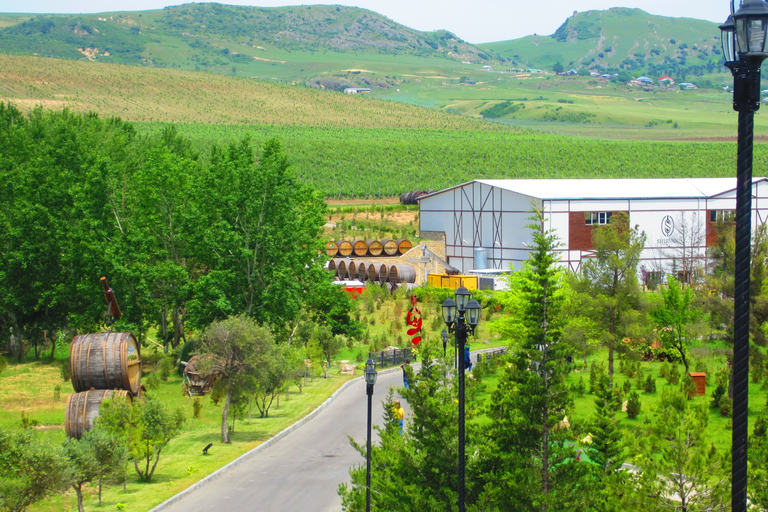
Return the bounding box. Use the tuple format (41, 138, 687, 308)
(710, 210, 735, 223)
(585, 212, 613, 225)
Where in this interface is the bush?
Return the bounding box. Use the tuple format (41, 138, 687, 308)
(667, 364, 681, 385)
(682, 374, 697, 399)
(193, 397, 202, 419)
(711, 382, 726, 409)
(53, 384, 61, 402)
(589, 361, 605, 394)
(644, 374, 657, 393)
(0, 354, 6, 376)
(571, 376, 586, 397)
(60, 360, 71, 381)
(719, 395, 733, 417)
(160, 356, 174, 381)
(145, 372, 160, 390)
(622, 379, 632, 396)
(626, 391, 641, 419)
(659, 361, 670, 378)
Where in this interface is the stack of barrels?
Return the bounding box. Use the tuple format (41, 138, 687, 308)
(328, 259, 417, 285)
(326, 239, 412, 258)
(65, 332, 142, 439)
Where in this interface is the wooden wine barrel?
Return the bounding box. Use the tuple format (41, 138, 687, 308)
(396, 239, 413, 255)
(326, 241, 339, 258)
(381, 238, 398, 256)
(348, 260, 358, 277)
(338, 240, 354, 257)
(352, 240, 368, 257)
(369, 262, 389, 284)
(70, 332, 142, 396)
(356, 260, 369, 281)
(65, 389, 131, 439)
(337, 260, 349, 280)
(388, 264, 416, 284)
(366, 240, 383, 257)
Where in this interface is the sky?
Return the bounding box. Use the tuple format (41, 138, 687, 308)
(1, 1, 731, 43)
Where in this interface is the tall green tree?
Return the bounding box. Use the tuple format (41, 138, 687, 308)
(192, 137, 326, 333)
(650, 275, 702, 373)
(483, 209, 578, 511)
(570, 212, 647, 384)
(197, 315, 273, 442)
(130, 393, 185, 482)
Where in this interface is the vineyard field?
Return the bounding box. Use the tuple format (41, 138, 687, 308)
(137, 122, 757, 197)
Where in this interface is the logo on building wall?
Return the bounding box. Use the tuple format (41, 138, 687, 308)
(661, 215, 675, 237)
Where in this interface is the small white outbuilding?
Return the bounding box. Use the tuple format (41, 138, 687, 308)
(418, 178, 768, 283)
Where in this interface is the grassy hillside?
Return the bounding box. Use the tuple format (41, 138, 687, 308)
(481, 8, 722, 77)
(0, 2, 497, 87)
(0, 54, 498, 130)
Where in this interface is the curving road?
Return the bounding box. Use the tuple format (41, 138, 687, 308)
(153, 366, 409, 512)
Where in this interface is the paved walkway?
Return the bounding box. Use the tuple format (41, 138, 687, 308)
(152, 366, 408, 512)
(152, 349, 500, 512)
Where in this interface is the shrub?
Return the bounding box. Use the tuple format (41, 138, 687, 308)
(667, 364, 681, 385)
(719, 395, 733, 417)
(659, 361, 670, 378)
(626, 391, 641, 419)
(53, 384, 61, 402)
(60, 360, 71, 381)
(572, 376, 586, 397)
(682, 374, 697, 399)
(622, 379, 632, 396)
(711, 382, 726, 409)
(193, 397, 202, 419)
(0, 354, 6, 376)
(589, 361, 605, 394)
(644, 374, 657, 393)
(145, 372, 160, 390)
(160, 356, 174, 381)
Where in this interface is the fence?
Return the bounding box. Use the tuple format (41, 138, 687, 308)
(369, 347, 417, 369)
(477, 347, 507, 363)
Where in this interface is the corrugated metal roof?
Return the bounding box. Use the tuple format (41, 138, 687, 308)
(462, 178, 766, 201)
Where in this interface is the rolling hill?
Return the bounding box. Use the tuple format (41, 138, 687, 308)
(481, 8, 722, 78)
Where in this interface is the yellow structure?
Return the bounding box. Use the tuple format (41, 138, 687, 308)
(426, 274, 478, 290)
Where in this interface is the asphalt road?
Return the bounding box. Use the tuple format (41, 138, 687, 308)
(154, 366, 409, 512)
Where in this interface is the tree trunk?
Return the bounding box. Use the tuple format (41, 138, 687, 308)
(98, 475, 103, 506)
(222, 383, 231, 443)
(161, 303, 169, 354)
(74, 484, 84, 512)
(50, 330, 56, 360)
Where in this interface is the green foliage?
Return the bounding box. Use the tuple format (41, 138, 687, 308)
(644, 374, 657, 393)
(480, 100, 524, 119)
(626, 391, 641, 419)
(130, 393, 185, 482)
(667, 363, 681, 385)
(0, 355, 5, 376)
(650, 275, 702, 372)
(193, 397, 203, 419)
(718, 394, 733, 418)
(0, 429, 69, 512)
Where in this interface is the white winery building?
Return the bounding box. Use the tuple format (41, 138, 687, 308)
(418, 178, 768, 282)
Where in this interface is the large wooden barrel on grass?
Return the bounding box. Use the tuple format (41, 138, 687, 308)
(381, 239, 398, 256)
(348, 260, 358, 277)
(396, 239, 413, 255)
(70, 332, 142, 396)
(65, 389, 131, 439)
(388, 264, 416, 284)
(366, 240, 383, 257)
(352, 240, 368, 257)
(338, 240, 354, 257)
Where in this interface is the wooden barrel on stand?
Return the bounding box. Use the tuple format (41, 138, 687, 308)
(65, 389, 131, 439)
(70, 332, 142, 396)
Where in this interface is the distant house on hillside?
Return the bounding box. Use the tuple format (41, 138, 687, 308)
(568, 69, 578, 75)
(344, 87, 371, 94)
(680, 82, 698, 90)
(482, 65, 492, 71)
(636, 76, 653, 84)
(659, 76, 675, 85)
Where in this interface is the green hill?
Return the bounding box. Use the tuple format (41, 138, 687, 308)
(0, 2, 498, 89)
(481, 8, 722, 78)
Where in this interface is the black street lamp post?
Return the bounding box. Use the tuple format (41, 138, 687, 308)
(364, 358, 378, 512)
(442, 287, 481, 512)
(441, 328, 449, 359)
(720, 2, 768, 510)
